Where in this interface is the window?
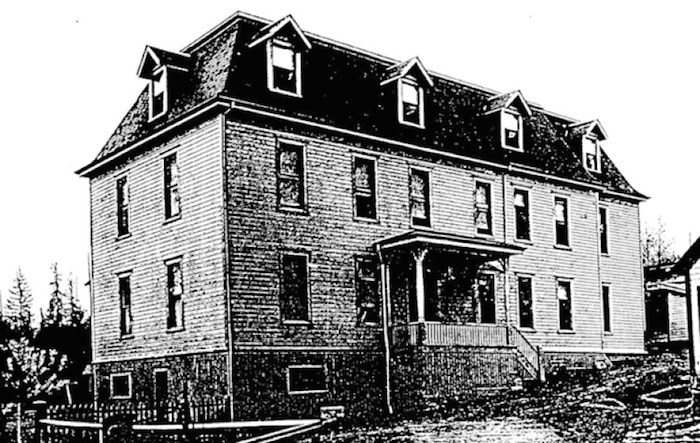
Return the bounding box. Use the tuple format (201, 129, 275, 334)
(118, 274, 132, 336)
(277, 142, 305, 210)
(356, 256, 379, 324)
(164, 154, 180, 219)
(398, 78, 424, 127)
(554, 197, 569, 247)
(475, 182, 492, 235)
(154, 369, 169, 404)
(477, 274, 496, 324)
(110, 373, 132, 399)
(602, 285, 611, 333)
(583, 137, 601, 172)
(557, 280, 573, 331)
(352, 157, 377, 220)
(287, 365, 327, 394)
(166, 260, 184, 330)
(501, 110, 522, 150)
(280, 254, 309, 323)
(409, 169, 430, 227)
(267, 40, 301, 96)
(599, 206, 608, 254)
(149, 69, 167, 120)
(116, 176, 129, 236)
(514, 189, 530, 240)
(518, 276, 534, 329)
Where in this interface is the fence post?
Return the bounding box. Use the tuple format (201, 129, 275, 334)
(32, 401, 47, 443)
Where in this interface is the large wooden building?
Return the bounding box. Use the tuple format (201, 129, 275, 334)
(77, 12, 647, 418)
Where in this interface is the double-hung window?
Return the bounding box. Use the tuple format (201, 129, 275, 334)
(118, 274, 132, 336)
(554, 197, 569, 247)
(602, 285, 611, 333)
(518, 276, 534, 329)
(599, 206, 609, 254)
(557, 280, 573, 331)
(514, 189, 530, 240)
(277, 142, 305, 210)
(164, 153, 180, 219)
(268, 40, 301, 96)
(398, 78, 424, 127)
(501, 110, 522, 150)
(150, 69, 167, 120)
(583, 137, 601, 173)
(352, 157, 377, 220)
(356, 256, 379, 325)
(116, 176, 130, 236)
(475, 182, 492, 235)
(166, 260, 184, 330)
(409, 169, 430, 227)
(280, 254, 309, 323)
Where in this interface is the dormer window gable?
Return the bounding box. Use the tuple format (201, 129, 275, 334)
(248, 15, 312, 98)
(483, 90, 532, 151)
(569, 120, 607, 173)
(137, 46, 192, 122)
(380, 57, 434, 129)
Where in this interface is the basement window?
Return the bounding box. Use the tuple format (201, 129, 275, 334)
(110, 373, 132, 399)
(288, 365, 327, 394)
(267, 40, 301, 96)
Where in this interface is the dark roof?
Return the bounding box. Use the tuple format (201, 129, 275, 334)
(645, 262, 679, 282)
(375, 229, 525, 257)
(673, 237, 700, 274)
(78, 12, 647, 201)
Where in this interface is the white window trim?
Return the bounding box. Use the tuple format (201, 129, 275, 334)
(266, 39, 302, 98)
(397, 78, 425, 128)
(277, 139, 308, 212)
(351, 154, 379, 222)
(582, 136, 602, 173)
(513, 187, 531, 242)
(110, 372, 133, 400)
(287, 364, 328, 395)
(602, 283, 612, 334)
(553, 195, 571, 248)
(164, 257, 185, 332)
(516, 273, 535, 330)
(355, 254, 380, 326)
(280, 251, 312, 325)
(599, 205, 609, 255)
(474, 180, 494, 237)
(556, 278, 574, 332)
(501, 109, 524, 151)
(408, 166, 432, 228)
(148, 66, 168, 121)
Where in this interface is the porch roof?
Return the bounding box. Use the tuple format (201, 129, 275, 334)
(374, 229, 525, 257)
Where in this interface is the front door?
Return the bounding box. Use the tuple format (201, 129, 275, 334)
(478, 274, 496, 324)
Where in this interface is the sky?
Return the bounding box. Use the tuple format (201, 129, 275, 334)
(0, 1, 698, 316)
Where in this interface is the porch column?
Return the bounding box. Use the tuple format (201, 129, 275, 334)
(413, 247, 428, 323)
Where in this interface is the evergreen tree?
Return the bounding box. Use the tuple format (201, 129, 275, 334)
(63, 275, 84, 326)
(5, 269, 33, 337)
(44, 263, 65, 327)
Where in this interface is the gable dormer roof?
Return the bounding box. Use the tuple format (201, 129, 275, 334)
(568, 119, 608, 141)
(248, 15, 312, 50)
(483, 90, 532, 117)
(380, 57, 434, 88)
(137, 46, 192, 79)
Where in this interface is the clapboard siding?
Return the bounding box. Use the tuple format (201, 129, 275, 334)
(669, 293, 689, 341)
(225, 120, 645, 354)
(91, 117, 227, 362)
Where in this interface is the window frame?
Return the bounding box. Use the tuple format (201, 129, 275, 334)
(602, 284, 612, 333)
(408, 167, 431, 228)
(501, 109, 523, 151)
(351, 154, 378, 221)
(513, 187, 531, 241)
(556, 278, 574, 332)
(109, 372, 132, 400)
(287, 364, 328, 395)
(153, 368, 169, 403)
(149, 66, 168, 121)
(582, 136, 602, 173)
(116, 175, 130, 238)
(279, 252, 311, 325)
(517, 274, 535, 330)
(266, 39, 302, 97)
(397, 77, 425, 128)
(276, 140, 307, 212)
(474, 180, 493, 236)
(355, 255, 380, 326)
(117, 271, 133, 338)
(553, 195, 570, 248)
(599, 206, 609, 255)
(165, 257, 185, 332)
(163, 153, 181, 221)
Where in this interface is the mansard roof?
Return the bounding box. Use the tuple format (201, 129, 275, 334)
(78, 12, 645, 201)
(137, 46, 192, 79)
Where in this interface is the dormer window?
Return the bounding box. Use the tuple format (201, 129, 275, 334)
(399, 78, 424, 127)
(501, 110, 523, 150)
(267, 40, 301, 96)
(583, 136, 601, 173)
(149, 68, 167, 120)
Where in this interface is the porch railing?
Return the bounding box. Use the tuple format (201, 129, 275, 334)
(391, 322, 509, 347)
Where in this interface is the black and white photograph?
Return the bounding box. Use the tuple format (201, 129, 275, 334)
(1, 1, 699, 441)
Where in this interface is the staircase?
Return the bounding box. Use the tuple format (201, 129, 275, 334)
(508, 326, 545, 382)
